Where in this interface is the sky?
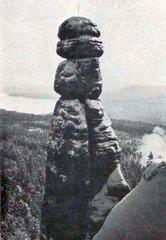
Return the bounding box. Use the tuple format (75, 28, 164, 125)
(0, 0, 166, 99)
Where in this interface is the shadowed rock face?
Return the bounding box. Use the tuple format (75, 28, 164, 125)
(41, 16, 130, 240)
(93, 162, 166, 240)
(41, 99, 90, 240)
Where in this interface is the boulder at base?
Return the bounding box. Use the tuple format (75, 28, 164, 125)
(93, 162, 166, 240)
(87, 164, 130, 239)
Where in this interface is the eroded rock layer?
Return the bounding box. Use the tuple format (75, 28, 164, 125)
(57, 37, 103, 59)
(54, 58, 102, 99)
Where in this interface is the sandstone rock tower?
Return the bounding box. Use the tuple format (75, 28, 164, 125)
(41, 17, 130, 240)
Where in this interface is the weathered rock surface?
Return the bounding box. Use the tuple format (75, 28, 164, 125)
(57, 36, 103, 59)
(107, 164, 130, 199)
(85, 99, 121, 186)
(58, 16, 100, 40)
(93, 162, 166, 240)
(84, 100, 130, 239)
(54, 58, 102, 99)
(41, 99, 91, 239)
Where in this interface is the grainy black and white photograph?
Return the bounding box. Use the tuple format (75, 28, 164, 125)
(1, 0, 166, 239)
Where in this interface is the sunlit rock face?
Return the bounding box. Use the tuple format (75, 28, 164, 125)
(87, 164, 130, 239)
(85, 99, 121, 193)
(41, 16, 130, 240)
(93, 162, 166, 240)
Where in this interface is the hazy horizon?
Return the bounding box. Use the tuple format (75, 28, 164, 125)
(1, 84, 166, 126)
(1, 84, 166, 99)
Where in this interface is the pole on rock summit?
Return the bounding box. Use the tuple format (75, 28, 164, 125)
(78, 1, 80, 16)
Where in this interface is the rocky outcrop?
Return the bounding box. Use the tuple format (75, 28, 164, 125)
(93, 162, 166, 240)
(87, 163, 130, 239)
(41, 16, 130, 240)
(54, 58, 102, 99)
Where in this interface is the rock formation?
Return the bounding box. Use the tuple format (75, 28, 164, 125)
(93, 162, 166, 240)
(41, 16, 130, 240)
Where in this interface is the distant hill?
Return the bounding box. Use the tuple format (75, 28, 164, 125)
(101, 85, 166, 125)
(111, 85, 166, 101)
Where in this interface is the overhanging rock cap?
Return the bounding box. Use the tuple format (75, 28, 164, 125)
(58, 16, 100, 40)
